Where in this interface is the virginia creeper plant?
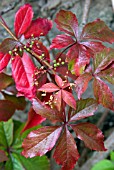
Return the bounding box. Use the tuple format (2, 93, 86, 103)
(0, 4, 114, 170)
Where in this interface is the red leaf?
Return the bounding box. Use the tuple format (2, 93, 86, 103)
(94, 48, 114, 74)
(11, 53, 36, 99)
(22, 126, 62, 157)
(24, 18, 52, 38)
(0, 100, 15, 121)
(75, 73, 92, 99)
(32, 40, 50, 62)
(0, 150, 8, 162)
(22, 108, 46, 132)
(93, 78, 114, 110)
(0, 53, 11, 72)
(53, 90, 62, 111)
(81, 41, 105, 56)
(38, 83, 59, 92)
(71, 123, 106, 151)
(0, 73, 13, 91)
(55, 10, 78, 37)
(62, 90, 76, 109)
(80, 19, 114, 43)
(14, 4, 33, 37)
(69, 98, 98, 122)
(32, 98, 63, 122)
(53, 127, 79, 170)
(55, 75, 63, 88)
(50, 34, 75, 49)
(67, 44, 90, 76)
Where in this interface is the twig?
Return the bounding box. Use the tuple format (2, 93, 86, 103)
(82, 0, 92, 25)
(79, 131, 114, 170)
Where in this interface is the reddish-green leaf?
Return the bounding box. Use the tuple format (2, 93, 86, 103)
(0, 150, 8, 162)
(2, 92, 26, 110)
(53, 127, 79, 170)
(0, 53, 11, 72)
(67, 44, 90, 76)
(22, 126, 62, 157)
(38, 83, 59, 92)
(32, 98, 63, 122)
(22, 108, 46, 132)
(80, 19, 114, 43)
(0, 100, 15, 121)
(24, 18, 52, 38)
(50, 34, 75, 49)
(75, 73, 93, 99)
(55, 75, 64, 88)
(14, 4, 33, 37)
(93, 78, 114, 110)
(12, 53, 36, 99)
(55, 10, 78, 37)
(71, 123, 106, 151)
(97, 63, 114, 85)
(0, 38, 21, 53)
(69, 98, 98, 122)
(62, 90, 76, 109)
(94, 48, 114, 74)
(0, 73, 13, 91)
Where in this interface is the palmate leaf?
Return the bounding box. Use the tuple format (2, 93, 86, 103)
(32, 98, 63, 122)
(0, 38, 21, 53)
(22, 126, 62, 157)
(69, 98, 98, 122)
(11, 52, 36, 99)
(62, 90, 76, 110)
(50, 34, 75, 49)
(0, 53, 11, 72)
(55, 10, 78, 37)
(97, 63, 114, 85)
(22, 108, 46, 132)
(14, 4, 33, 37)
(94, 48, 114, 74)
(71, 123, 106, 151)
(93, 78, 114, 110)
(80, 19, 114, 43)
(75, 73, 93, 99)
(53, 127, 79, 170)
(24, 18, 52, 39)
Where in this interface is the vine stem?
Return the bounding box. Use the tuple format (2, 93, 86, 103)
(28, 49, 56, 75)
(82, 0, 91, 25)
(0, 20, 18, 41)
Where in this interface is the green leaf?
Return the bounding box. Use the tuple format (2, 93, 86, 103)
(5, 153, 50, 170)
(0, 119, 13, 147)
(110, 151, 114, 161)
(91, 159, 114, 170)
